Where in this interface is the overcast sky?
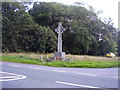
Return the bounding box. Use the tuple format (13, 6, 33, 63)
(32, 0, 119, 28)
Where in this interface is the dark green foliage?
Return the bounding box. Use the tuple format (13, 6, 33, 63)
(2, 2, 57, 53)
(29, 2, 118, 55)
(2, 2, 118, 56)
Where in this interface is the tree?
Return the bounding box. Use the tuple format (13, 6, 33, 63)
(2, 2, 30, 52)
(2, 2, 118, 56)
(28, 2, 118, 55)
(2, 2, 57, 53)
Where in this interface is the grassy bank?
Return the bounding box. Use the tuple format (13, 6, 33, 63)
(1, 53, 119, 68)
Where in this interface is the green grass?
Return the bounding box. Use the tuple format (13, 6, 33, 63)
(1, 56, 43, 65)
(1, 55, 119, 68)
(45, 61, 118, 68)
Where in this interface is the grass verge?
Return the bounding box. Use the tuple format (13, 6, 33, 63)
(1, 55, 119, 68)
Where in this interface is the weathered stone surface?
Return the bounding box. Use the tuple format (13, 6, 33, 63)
(54, 52, 65, 60)
(54, 22, 66, 60)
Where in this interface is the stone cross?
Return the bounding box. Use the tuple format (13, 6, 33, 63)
(55, 22, 65, 52)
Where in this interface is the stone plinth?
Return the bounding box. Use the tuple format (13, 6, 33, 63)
(54, 52, 65, 60)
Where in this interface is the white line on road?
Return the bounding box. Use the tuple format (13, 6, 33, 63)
(0, 76, 18, 78)
(0, 71, 27, 81)
(77, 73, 97, 76)
(0, 76, 26, 81)
(52, 70, 65, 72)
(56, 81, 100, 88)
(4, 63, 117, 79)
(9, 64, 21, 67)
(114, 77, 119, 78)
(0, 71, 23, 76)
(28, 67, 42, 70)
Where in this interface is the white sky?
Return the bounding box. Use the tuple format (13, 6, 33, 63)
(33, 0, 119, 28)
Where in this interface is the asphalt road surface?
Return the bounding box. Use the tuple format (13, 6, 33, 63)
(0, 61, 119, 89)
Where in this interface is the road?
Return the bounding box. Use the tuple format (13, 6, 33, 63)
(0, 61, 119, 89)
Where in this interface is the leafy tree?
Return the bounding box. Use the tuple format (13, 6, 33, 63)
(2, 2, 57, 53)
(29, 2, 118, 55)
(2, 2, 118, 56)
(2, 2, 30, 52)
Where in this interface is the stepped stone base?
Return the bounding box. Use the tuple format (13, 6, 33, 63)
(54, 52, 65, 60)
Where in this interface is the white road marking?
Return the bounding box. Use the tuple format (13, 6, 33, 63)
(77, 73, 97, 76)
(114, 77, 119, 78)
(0, 71, 27, 81)
(56, 81, 100, 88)
(3, 63, 117, 79)
(28, 67, 42, 70)
(0, 76, 26, 81)
(0, 71, 22, 76)
(52, 70, 65, 72)
(0, 76, 18, 78)
(9, 64, 21, 67)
